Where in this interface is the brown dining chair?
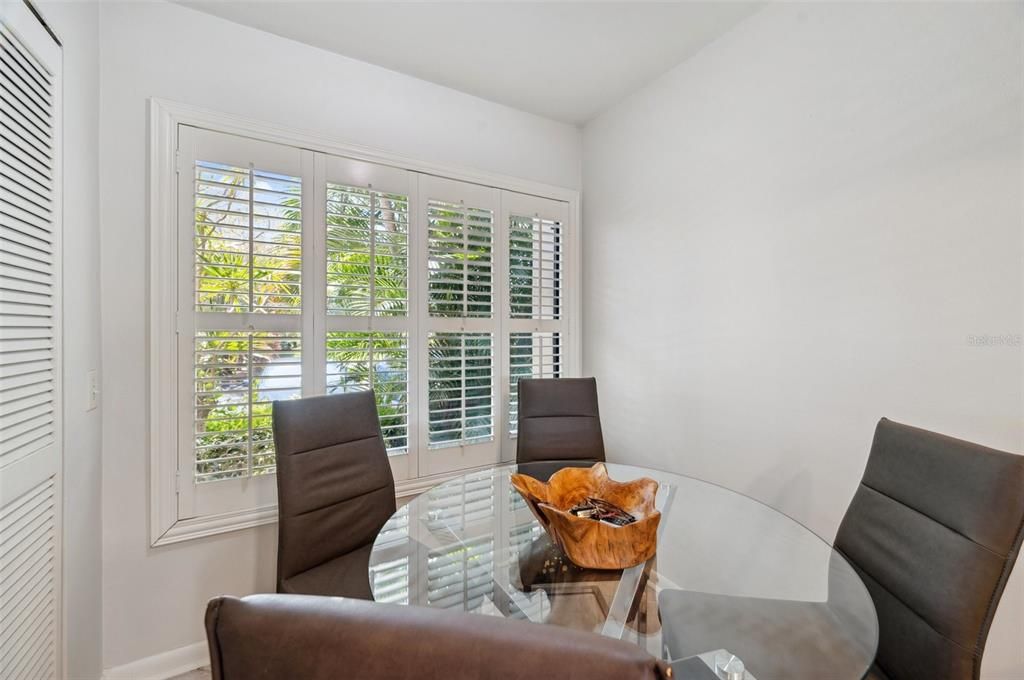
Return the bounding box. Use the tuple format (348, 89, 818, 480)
(516, 377, 606, 466)
(272, 391, 396, 599)
(205, 594, 671, 680)
(837, 418, 1024, 680)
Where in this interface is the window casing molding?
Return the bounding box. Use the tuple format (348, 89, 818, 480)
(148, 98, 581, 546)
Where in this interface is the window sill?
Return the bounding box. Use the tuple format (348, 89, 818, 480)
(151, 464, 505, 546)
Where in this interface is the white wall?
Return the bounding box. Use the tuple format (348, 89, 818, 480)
(583, 2, 1023, 678)
(97, 0, 581, 671)
(35, 1, 105, 678)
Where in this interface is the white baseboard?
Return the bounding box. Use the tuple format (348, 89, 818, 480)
(102, 641, 208, 680)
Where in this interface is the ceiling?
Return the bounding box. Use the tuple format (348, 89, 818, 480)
(175, 1, 763, 125)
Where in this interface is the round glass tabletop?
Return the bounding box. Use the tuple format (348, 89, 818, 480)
(369, 462, 878, 679)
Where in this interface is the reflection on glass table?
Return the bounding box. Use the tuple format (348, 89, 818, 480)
(369, 462, 878, 680)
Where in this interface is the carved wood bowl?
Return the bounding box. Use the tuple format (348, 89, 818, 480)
(510, 462, 661, 570)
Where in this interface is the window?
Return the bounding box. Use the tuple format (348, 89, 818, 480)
(151, 106, 577, 544)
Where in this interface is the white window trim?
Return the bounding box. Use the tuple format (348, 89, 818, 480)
(148, 98, 581, 546)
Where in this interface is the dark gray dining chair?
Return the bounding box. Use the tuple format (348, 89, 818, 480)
(271, 391, 396, 599)
(837, 418, 1024, 680)
(659, 418, 1024, 680)
(516, 377, 606, 466)
(205, 594, 671, 680)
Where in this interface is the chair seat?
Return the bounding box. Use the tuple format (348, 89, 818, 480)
(279, 542, 374, 600)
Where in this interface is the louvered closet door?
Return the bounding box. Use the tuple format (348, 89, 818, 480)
(0, 2, 63, 679)
(417, 175, 500, 476)
(499, 192, 570, 462)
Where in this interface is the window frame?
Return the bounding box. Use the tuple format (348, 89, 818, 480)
(149, 98, 580, 546)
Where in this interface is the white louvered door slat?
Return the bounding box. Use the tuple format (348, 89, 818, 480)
(0, 2, 62, 678)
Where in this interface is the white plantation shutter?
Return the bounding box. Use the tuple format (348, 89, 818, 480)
(508, 331, 561, 437)
(427, 200, 493, 318)
(176, 127, 308, 519)
(501, 193, 570, 447)
(325, 182, 409, 317)
(419, 176, 500, 476)
(154, 114, 577, 538)
(0, 2, 62, 677)
(508, 214, 562, 320)
(326, 331, 409, 452)
(321, 156, 415, 480)
(427, 332, 493, 447)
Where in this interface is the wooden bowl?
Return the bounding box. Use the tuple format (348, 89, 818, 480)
(510, 462, 660, 570)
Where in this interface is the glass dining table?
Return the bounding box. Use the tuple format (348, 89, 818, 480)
(368, 462, 879, 679)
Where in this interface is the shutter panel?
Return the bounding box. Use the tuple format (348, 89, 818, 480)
(177, 127, 305, 518)
(419, 176, 500, 475)
(509, 214, 562, 320)
(501, 194, 570, 449)
(427, 199, 493, 318)
(508, 331, 561, 437)
(193, 161, 302, 314)
(322, 156, 415, 481)
(326, 331, 409, 452)
(193, 331, 301, 482)
(0, 4, 61, 678)
(427, 332, 493, 448)
(326, 183, 409, 317)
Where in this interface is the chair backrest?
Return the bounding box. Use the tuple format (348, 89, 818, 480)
(205, 594, 671, 680)
(516, 377, 606, 465)
(272, 391, 396, 589)
(835, 418, 1024, 680)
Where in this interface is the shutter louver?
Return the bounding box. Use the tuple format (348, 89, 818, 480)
(509, 214, 561, 320)
(188, 145, 304, 492)
(0, 23, 55, 471)
(326, 331, 409, 453)
(193, 331, 301, 482)
(508, 332, 561, 437)
(326, 183, 409, 317)
(427, 200, 493, 318)
(428, 332, 493, 448)
(194, 162, 301, 314)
